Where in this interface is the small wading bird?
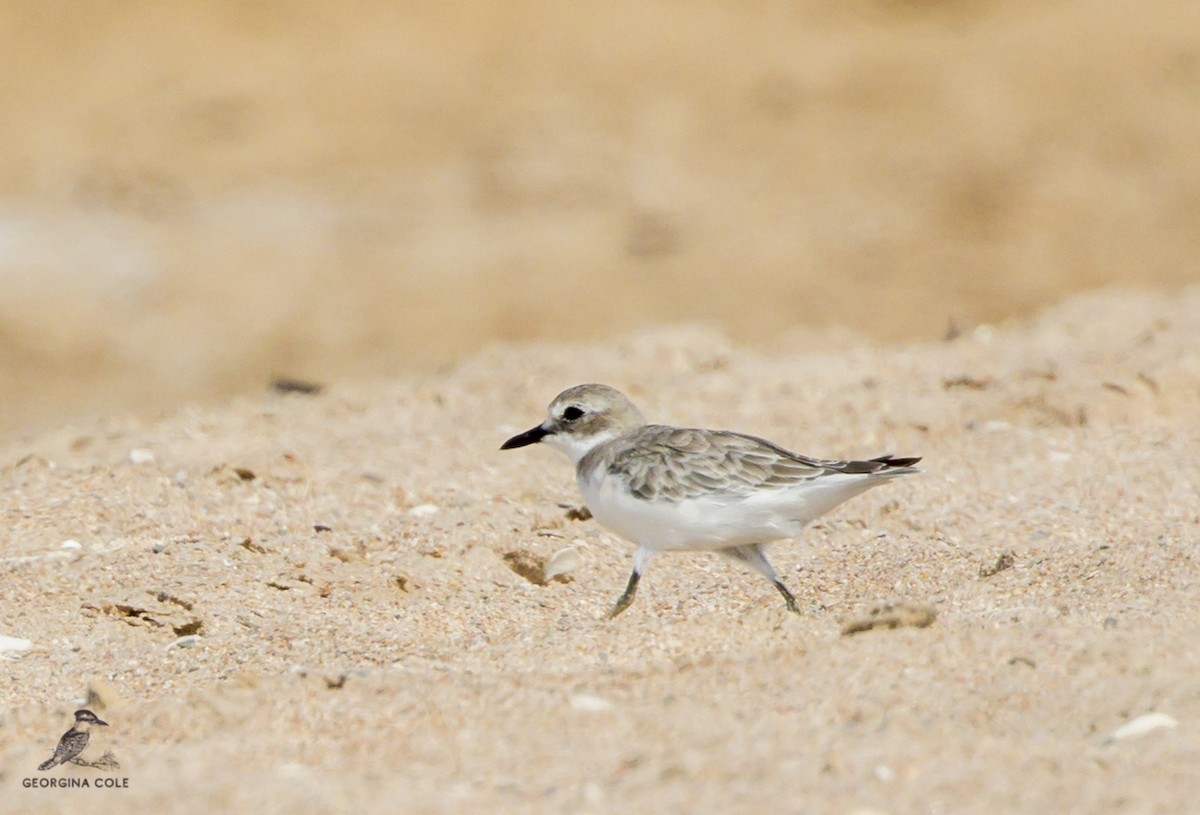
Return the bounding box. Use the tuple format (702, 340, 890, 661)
(502, 384, 921, 617)
(38, 709, 108, 771)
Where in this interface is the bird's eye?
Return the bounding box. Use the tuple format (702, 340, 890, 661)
(562, 406, 584, 422)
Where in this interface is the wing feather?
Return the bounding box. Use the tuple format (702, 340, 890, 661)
(602, 427, 834, 501)
(597, 426, 921, 502)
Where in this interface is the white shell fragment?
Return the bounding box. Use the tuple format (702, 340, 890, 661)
(407, 504, 439, 517)
(1108, 712, 1178, 743)
(0, 636, 33, 660)
(167, 635, 201, 650)
(60, 540, 83, 550)
(543, 546, 583, 582)
(129, 448, 156, 464)
(569, 694, 613, 713)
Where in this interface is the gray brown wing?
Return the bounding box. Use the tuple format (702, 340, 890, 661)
(603, 427, 823, 502)
(603, 427, 920, 502)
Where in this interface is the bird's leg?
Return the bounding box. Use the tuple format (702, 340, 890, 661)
(725, 543, 802, 614)
(609, 546, 654, 618)
(772, 579, 800, 614)
(608, 569, 641, 618)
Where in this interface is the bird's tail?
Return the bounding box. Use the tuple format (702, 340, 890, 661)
(835, 454, 922, 477)
(871, 454, 922, 471)
(38, 756, 60, 771)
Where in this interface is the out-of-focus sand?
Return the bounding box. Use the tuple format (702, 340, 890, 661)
(2, 1, 1199, 437)
(1, 287, 1197, 814)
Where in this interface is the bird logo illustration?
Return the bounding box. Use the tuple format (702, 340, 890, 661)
(38, 709, 110, 771)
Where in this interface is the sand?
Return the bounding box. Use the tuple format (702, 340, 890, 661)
(1, 286, 1197, 814)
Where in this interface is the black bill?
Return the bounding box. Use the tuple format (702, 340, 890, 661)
(500, 424, 549, 450)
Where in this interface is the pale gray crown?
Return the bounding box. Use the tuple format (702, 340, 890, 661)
(545, 383, 646, 440)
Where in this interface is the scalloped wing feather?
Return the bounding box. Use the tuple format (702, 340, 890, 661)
(599, 427, 917, 503)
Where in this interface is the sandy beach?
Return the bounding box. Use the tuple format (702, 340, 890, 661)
(1, 286, 1197, 814)
(3, 2, 1200, 811)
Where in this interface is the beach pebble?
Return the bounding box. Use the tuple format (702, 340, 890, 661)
(408, 504, 439, 517)
(0, 636, 33, 660)
(1108, 712, 1178, 743)
(167, 635, 201, 650)
(129, 448, 156, 464)
(61, 540, 83, 550)
(569, 694, 613, 713)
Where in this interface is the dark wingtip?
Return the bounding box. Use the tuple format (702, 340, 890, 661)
(870, 454, 922, 468)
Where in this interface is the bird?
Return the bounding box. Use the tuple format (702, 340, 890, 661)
(38, 709, 108, 771)
(501, 383, 921, 617)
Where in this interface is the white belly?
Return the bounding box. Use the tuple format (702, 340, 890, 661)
(578, 469, 880, 552)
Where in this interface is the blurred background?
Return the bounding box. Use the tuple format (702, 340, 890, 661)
(1, 0, 1198, 439)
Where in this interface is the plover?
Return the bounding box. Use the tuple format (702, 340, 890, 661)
(501, 384, 920, 617)
(38, 709, 108, 771)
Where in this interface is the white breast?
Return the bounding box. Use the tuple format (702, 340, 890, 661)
(578, 467, 882, 552)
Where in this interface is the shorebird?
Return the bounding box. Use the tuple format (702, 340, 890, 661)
(502, 384, 920, 616)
